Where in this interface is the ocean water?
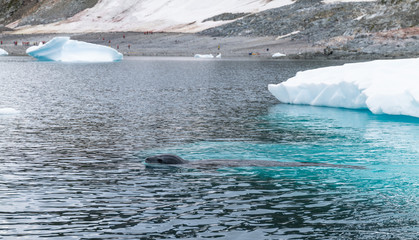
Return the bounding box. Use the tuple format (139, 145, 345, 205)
(0, 56, 418, 239)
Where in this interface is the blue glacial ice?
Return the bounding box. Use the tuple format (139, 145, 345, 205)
(0, 108, 19, 115)
(268, 58, 419, 118)
(26, 37, 123, 62)
(0, 48, 8, 56)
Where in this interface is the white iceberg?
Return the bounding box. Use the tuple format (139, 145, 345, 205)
(272, 52, 286, 58)
(0, 48, 8, 56)
(194, 54, 214, 59)
(268, 58, 419, 118)
(26, 37, 123, 62)
(0, 108, 19, 115)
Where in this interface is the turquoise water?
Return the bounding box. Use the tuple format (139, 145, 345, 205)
(140, 101, 419, 239)
(0, 57, 418, 239)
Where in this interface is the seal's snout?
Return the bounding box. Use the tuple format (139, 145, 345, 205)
(145, 156, 159, 164)
(145, 154, 188, 165)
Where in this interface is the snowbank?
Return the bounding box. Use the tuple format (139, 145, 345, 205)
(0, 48, 8, 56)
(268, 58, 419, 118)
(9, 0, 378, 34)
(11, 0, 295, 33)
(0, 108, 19, 115)
(26, 37, 123, 62)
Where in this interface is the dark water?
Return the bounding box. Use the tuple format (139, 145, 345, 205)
(0, 57, 418, 239)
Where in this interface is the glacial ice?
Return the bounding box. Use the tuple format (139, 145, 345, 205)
(272, 52, 286, 58)
(268, 58, 419, 118)
(194, 54, 214, 59)
(0, 108, 19, 115)
(0, 48, 8, 56)
(26, 37, 123, 62)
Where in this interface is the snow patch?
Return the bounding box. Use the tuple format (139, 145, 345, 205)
(275, 31, 300, 40)
(12, 0, 295, 33)
(268, 58, 419, 118)
(26, 37, 123, 62)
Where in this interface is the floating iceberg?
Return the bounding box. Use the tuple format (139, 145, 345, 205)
(194, 54, 214, 59)
(0, 108, 19, 115)
(272, 52, 286, 58)
(26, 37, 123, 62)
(0, 48, 8, 56)
(268, 58, 419, 118)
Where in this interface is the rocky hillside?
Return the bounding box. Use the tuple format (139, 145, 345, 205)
(0, 0, 97, 27)
(1, 0, 418, 58)
(202, 0, 418, 58)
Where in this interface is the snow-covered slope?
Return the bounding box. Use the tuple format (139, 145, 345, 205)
(10, 0, 292, 33)
(268, 58, 419, 118)
(9, 0, 376, 34)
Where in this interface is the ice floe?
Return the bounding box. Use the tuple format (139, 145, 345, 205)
(268, 58, 419, 118)
(26, 37, 123, 62)
(272, 52, 286, 58)
(194, 54, 215, 59)
(0, 108, 19, 115)
(0, 48, 8, 56)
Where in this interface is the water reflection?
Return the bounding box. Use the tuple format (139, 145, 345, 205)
(0, 57, 418, 239)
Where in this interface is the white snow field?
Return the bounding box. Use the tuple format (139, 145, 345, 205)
(26, 37, 123, 62)
(9, 0, 376, 34)
(268, 58, 419, 118)
(0, 48, 8, 56)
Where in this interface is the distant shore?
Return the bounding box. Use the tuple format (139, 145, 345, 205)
(0, 32, 417, 60)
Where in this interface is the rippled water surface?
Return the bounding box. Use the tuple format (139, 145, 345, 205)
(0, 57, 418, 239)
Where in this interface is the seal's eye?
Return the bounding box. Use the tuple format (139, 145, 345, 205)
(157, 159, 163, 163)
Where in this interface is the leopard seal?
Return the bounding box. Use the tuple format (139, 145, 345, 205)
(145, 154, 365, 169)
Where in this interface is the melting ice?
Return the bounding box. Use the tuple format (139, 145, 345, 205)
(0, 108, 19, 115)
(26, 37, 123, 62)
(268, 58, 419, 118)
(0, 48, 8, 56)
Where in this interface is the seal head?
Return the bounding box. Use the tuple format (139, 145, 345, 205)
(145, 154, 188, 165)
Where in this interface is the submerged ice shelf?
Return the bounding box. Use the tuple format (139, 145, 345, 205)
(268, 58, 419, 118)
(26, 37, 123, 62)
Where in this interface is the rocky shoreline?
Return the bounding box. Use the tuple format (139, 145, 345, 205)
(1, 31, 417, 60)
(1, 0, 418, 60)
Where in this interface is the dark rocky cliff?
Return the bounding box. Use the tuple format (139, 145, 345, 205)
(201, 0, 418, 39)
(201, 0, 418, 58)
(0, 0, 97, 27)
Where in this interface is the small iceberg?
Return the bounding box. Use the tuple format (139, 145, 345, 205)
(0, 108, 19, 115)
(268, 58, 419, 118)
(194, 54, 214, 59)
(272, 52, 286, 58)
(0, 48, 8, 56)
(26, 37, 123, 62)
